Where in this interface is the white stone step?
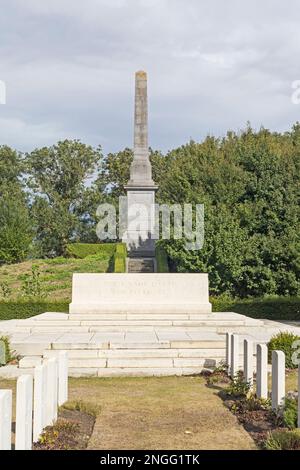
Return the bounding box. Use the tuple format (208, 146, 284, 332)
(43, 348, 226, 359)
(69, 366, 223, 377)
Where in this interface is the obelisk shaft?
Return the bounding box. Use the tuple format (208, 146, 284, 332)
(134, 71, 148, 158)
(127, 71, 155, 187)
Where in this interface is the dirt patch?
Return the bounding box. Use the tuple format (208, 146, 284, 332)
(204, 369, 299, 449)
(33, 408, 95, 450)
(224, 399, 276, 448)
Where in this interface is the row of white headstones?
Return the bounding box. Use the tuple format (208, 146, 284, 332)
(0, 351, 68, 450)
(227, 333, 300, 426)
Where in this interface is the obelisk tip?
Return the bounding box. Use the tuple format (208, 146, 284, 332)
(136, 70, 147, 79)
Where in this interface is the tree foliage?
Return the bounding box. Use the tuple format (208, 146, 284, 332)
(26, 140, 103, 256)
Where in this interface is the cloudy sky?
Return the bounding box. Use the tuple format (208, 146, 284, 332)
(0, 0, 300, 155)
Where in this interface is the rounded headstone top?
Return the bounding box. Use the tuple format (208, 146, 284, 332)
(136, 70, 147, 79)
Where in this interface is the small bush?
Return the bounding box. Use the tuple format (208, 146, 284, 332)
(0, 335, 15, 365)
(226, 371, 252, 398)
(268, 331, 300, 369)
(265, 429, 300, 450)
(244, 394, 271, 412)
(21, 265, 45, 299)
(0, 281, 12, 299)
(66, 243, 116, 259)
(274, 396, 299, 429)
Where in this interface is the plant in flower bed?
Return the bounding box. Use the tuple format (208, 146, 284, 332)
(273, 394, 298, 430)
(33, 402, 97, 450)
(226, 371, 252, 398)
(203, 362, 231, 387)
(264, 429, 300, 450)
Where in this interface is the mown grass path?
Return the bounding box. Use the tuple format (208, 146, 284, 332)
(68, 376, 256, 450)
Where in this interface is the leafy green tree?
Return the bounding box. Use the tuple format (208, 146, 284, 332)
(0, 185, 32, 264)
(0, 145, 23, 188)
(26, 140, 103, 256)
(159, 126, 300, 298)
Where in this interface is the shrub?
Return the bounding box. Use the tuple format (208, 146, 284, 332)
(268, 332, 300, 369)
(226, 371, 252, 398)
(274, 397, 299, 429)
(0, 335, 15, 365)
(0, 281, 12, 299)
(265, 429, 300, 450)
(66, 243, 116, 259)
(156, 244, 169, 273)
(21, 266, 45, 299)
(0, 187, 32, 265)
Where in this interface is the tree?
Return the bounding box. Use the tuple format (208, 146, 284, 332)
(0, 185, 32, 264)
(0, 145, 23, 188)
(26, 140, 103, 256)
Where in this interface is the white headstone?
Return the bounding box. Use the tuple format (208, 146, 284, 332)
(244, 339, 253, 387)
(226, 333, 232, 376)
(0, 390, 12, 450)
(33, 364, 46, 442)
(58, 351, 68, 406)
(15, 375, 33, 450)
(272, 350, 285, 410)
(230, 334, 239, 379)
(45, 358, 58, 426)
(256, 344, 268, 399)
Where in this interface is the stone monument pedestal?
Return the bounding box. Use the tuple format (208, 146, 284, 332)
(69, 273, 212, 314)
(122, 186, 157, 257)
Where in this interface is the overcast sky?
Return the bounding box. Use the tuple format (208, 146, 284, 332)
(0, 0, 300, 155)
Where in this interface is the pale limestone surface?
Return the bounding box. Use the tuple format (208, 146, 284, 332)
(122, 71, 157, 256)
(69, 272, 212, 314)
(1, 309, 300, 377)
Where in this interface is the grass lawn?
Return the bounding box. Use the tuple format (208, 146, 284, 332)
(0, 376, 256, 450)
(0, 257, 111, 301)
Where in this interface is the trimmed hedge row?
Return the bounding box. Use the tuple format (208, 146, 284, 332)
(155, 245, 169, 273)
(113, 243, 127, 273)
(0, 300, 69, 321)
(211, 296, 300, 321)
(66, 243, 116, 259)
(0, 296, 300, 321)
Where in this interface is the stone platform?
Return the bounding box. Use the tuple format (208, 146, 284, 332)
(1, 311, 300, 378)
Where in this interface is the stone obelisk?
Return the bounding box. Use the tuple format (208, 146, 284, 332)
(123, 71, 158, 257)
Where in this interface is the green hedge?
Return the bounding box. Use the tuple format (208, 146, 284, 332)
(155, 245, 169, 273)
(113, 243, 127, 273)
(0, 300, 69, 321)
(211, 296, 300, 321)
(66, 243, 116, 259)
(268, 332, 300, 369)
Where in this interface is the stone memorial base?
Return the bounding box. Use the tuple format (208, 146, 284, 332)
(1, 272, 300, 378)
(69, 273, 212, 315)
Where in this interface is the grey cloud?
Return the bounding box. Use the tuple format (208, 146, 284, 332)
(0, 0, 300, 154)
